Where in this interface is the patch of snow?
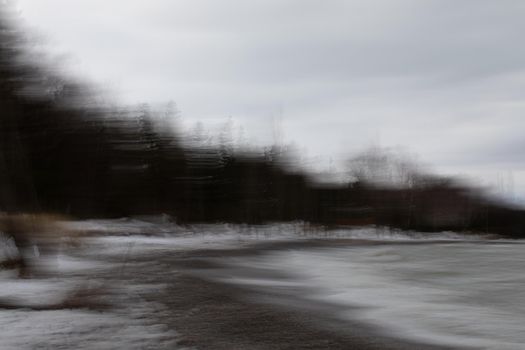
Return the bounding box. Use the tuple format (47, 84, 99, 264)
(0, 232, 19, 261)
(0, 308, 176, 350)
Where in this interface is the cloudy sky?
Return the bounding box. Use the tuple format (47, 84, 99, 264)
(14, 0, 525, 202)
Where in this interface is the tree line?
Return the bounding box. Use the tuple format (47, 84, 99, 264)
(1, 7, 525, 237)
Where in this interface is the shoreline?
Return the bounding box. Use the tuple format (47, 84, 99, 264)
(0, 235, 482, 349)
(154, 239, 469, 349)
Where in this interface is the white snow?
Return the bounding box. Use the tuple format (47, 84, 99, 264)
(0, 219, 507, 349)
(0, 219, 325, 349)
(0, 219, 187, 349)
(0, 308, 174, 350)
(0, 232, 19, 261)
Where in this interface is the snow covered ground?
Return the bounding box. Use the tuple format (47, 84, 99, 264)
(0, 269, 176, 349)
(0, 220, 326, 349)
(0, 219, 186, 350)
(0, 219, 500, 349)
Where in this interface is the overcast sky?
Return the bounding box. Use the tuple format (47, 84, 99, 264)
(14, 0, 525, 202)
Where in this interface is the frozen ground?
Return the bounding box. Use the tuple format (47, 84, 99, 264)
(0, 220, 339, 349)
(0, 220, 505, 349)
(0, 245, 177, 349)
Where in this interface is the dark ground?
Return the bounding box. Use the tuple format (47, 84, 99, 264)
(140, 240, 472, 350)
(0, 237, 473, 349)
